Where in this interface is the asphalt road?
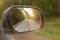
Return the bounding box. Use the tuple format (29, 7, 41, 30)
(14, 19, 40, 32)
(6, 33, 54, 40)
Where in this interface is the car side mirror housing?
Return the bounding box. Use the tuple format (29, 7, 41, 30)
(2, 5, 44, 34)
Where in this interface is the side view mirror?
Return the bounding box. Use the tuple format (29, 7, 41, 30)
(2, 5, 44, 34)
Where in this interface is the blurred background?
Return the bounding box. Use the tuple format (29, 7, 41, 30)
(0, 0, 60, 40)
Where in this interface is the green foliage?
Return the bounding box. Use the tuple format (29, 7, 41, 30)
(21, 0, 34, 5)
(21, 0, 53, 17)
(0, 2, 15, 21)
(12, 8, 25, 25)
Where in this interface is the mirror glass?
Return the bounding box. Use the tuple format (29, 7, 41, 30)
(11, 7, 42, 32)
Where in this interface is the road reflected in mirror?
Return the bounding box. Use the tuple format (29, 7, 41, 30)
(12, 8, 41, 32)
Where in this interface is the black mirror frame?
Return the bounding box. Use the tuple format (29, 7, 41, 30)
(2, 5, 44, 34)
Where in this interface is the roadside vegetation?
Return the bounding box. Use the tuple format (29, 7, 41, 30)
(36, 17, 60, 40)
(0, 0, 60, 40)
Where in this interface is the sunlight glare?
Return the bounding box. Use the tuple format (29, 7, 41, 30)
(23, 8, 34, 16)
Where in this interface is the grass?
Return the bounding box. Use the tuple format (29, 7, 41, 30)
(36, 17, 60, 40)
(36, 31, 60, 40)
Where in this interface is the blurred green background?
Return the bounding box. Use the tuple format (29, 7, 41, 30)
(0, 0, 60, 40)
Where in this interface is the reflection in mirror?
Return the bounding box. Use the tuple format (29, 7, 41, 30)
(11, 7, 41, 32)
